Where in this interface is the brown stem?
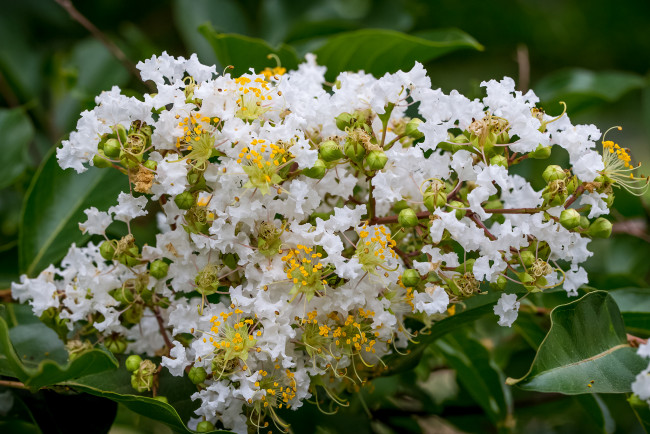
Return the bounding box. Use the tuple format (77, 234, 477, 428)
(153, 306, 173, 352)
(0, 289, 12, 303)
(564, 185, 585, 209)
(484, 207, 544, 214)
(393, 246, 413, 269)
(371, 211, 430, 225)
(54, 0, 154, 91)
(468, 212, 497, 241)
(0, 380, 28, 390)
(627, 334, 648, 348)
(517, 44, 530, 92)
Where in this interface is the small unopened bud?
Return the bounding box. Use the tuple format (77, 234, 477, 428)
(520, 251, 535, 267)
(149, 260, 169, 279)
(586, 217, 612, 238)
(344, 138, 366, 162)
(115, 124, 128, 145)
(105, 335, 127, 354)
(143, 160, 157, 170)
(448, 201, 466, 220)
(104, 138, 121, 158)
(130, 359, 156, 392)
(303, 159, 327, 179)
(319, 140, 344, 162)
(529, 144, 552, 159)
(604, 193, 615, 207)
(392, 200, 409, 213)
(335, 112, 353, 131)
(489, 275, 507, 291)
(189, 366, 208, 384)
(100, 241, 115, 261)
(366, 150, 388, 170)
(196, 421, 216, 433)
(174, 191, 195, 210)
(398, 208, 418, 228)
(401, 269, 420, 287)
(120, 154, 139, 169)
(424, 191, 447, 212)
(93, 153, 112, 168)
(405, 118, 424, 139)
(559, 209, 581, 230)
(580, 216, 590, 229)
(490, 155, 508, 167)
(543, 165, 566, 183)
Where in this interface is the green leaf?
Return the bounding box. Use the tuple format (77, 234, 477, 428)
(18, 148, 127, 276)
(0, 310, 119, 389)
(576, 394, 616, 434)
(534, 69, 647, 113)
(313, 28, 483, 81)
(199, 23, 299, 77)
(610, 287, 650, 336)
(629, 394, 650, 433)
(65, 362, 232, 434)
(506, 291, 646, 394)
(434, 332, 512, 426)
(0, 108, 34, 189)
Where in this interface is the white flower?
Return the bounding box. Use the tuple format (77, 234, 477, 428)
(493, 293, 520, 327)
(79, 207, 112, 235)
(109, 192, 148, 222)
(413, 285, 449, 315)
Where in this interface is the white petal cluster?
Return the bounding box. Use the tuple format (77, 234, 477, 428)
(15, 53, 616, 432)
(632, 342, 650, 403)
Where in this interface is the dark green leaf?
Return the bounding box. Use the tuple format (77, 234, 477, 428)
(199, 24, 299, 77)
(19, 149, 127, 276)
(434, 332, 512, 426)
(65, 362, 232, 434)
(610, 287, 650, 336)
(0, 312, 119, 389)
(535, 69, 646, 113)
(313, 28, 483, 81)
(0, 108, 34, 189)
(513, 312, 548, 350)
(629, 394, 650, 433)
(576, 394, 616, 433)
(506, 291, 646, 394)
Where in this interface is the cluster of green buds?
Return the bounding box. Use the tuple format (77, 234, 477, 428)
(93, 121, 153, 170)
(100, 234, 141, 267)
(126, 355, 157, 393)
(541, 165, 577, 207)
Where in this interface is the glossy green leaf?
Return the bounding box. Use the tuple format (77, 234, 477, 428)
(313, 28, 483, 81)
(65, 363, 232, 434)
(434, 332, 512, 426)
(0, 108, 34, 189)
(506, 291, 646, 394)
(610, 287, 650, 336)
(576, 394, 616, 434)
(629, 394, 650, 433)
(0, 310, 119, 390)
(18, 149, 127, 276)
(535, 69, 646, 113)
(199, 24, 299, 77)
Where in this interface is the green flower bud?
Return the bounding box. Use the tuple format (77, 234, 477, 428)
(303, 159, 327, 179)
(115, 124, 128, 145)
(519, 272, 535, 285)
(559, 209, 581, 230)
(542, 165, 566, 183)
(424, 191, 447, 212)
(580, 216, 590, 229)
(104, 138, 121, 158)
(529, 144, 552, 159)
(489, 275, 507, 291)
(120, 154, 140, 169)
(123, 303, 144, 324)
(175, 191, 195, 210)
(93, 153, 112, 168)
(401, 269, 421, 287)
(130, 359, 156, 392)
(149, 260, 169, 279)
(344, 138, 366, 162)
(319, 140, 344, 162)
(100, 241, 116, 260)
(105, 335, 128, 354)
(565, 176, 579, 195)
(404, 118, 424, 139)
(604, 193, 615, 207)
(398, 208, 418, 228)
(520, 251, 535, 268)
(143, 160, 157, 170)
(586, 217, 612, 238)
(126, 354, 143, 372)
(366, 150, 388, 171)
(153, 396, 168, 404)
(189, 366, 208, 385)
(196, 421, 216, 433)
(448, 200, 466, 220)
(187, 171, 201, 185)
(335, 112, 353, 131)
(490, 155, 508, 167)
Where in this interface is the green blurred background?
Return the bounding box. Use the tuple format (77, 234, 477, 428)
(2, 0, 650, 432)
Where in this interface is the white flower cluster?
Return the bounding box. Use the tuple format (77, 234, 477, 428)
(13, 52, 623, 432)
(632, 342, 650, 405)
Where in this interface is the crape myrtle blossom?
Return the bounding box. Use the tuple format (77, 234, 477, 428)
(14, 52, 645, 432)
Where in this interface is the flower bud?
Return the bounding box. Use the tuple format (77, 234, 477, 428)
(490, 155, 508, 167)
(559, 209, 581, 230)
(126, 355, 143, 372)
(335, 112, 353, 131)
(542, 165, 566, 183)
(319, 140, 343, 162)
(123, 303, 144, 324)
(115, 124, 128, 145)
(529, 144, 552, 159)
(189, 366, 207, 384)
(489, 275, 507, 291)
(196, 421, 216, 433)
(366, 150, 388, 171)
(580, 216, 590, 229)
(448, 201, 466, 220)
(405, 118, 424, 139)
(520, 251, 535, 267)
(150, 260, 169, 279)
(392, 200, 409, 213)
(153, 396, 168, 404)
(120, 154, 140, 169)
(104, 138, 121, 158)
(604, 193, 615, 207)
(143, 160, 157, 170)
(100, 241, 115, 260)
(586, 217, 612, 238)
(424, 191, 447, 212)
(398, 208, 418, 228)
(105, 335, 127, 354)
(187, 171, 201, 185)
(303, 159, 327, 179)
(130, 359, 156, 392)
(174, 191, 195, 210)
(93, 153, 112, 168)
(401, 269, 420, 287)
(344, 138, 366, 162)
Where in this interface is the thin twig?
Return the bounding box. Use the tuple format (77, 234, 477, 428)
(0, 380, 28, 390)
(153, 306, 173, 352)
(516, 44, 530, 92)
